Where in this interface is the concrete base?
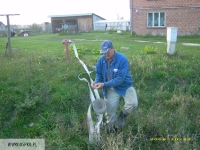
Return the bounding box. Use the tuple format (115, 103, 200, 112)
(167, 41, 176, 55)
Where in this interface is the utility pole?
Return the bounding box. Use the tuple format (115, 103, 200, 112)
(0, 14, 20, 57)
(130, 0, 133, 35)
(6, 15, 12, 57)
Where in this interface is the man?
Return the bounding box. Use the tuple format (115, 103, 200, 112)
(91, 40, 138, 131)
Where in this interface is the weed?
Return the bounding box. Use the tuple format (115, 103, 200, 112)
(141, 45, 157, 54)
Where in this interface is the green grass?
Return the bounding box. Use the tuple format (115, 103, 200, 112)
(0, 32, 200, 150)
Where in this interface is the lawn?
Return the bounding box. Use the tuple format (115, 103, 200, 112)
(0, 31, 200, 150)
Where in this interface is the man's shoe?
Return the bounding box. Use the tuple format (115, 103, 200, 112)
(118, 111, 127, 128)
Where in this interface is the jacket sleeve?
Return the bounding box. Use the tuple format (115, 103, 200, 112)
(104, 58, 129, 88)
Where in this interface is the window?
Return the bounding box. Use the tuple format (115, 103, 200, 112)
(147, 12, 165, 28)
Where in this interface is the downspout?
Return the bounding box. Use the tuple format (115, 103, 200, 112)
(130, 0, 133, 35)
(51, 18, 53, 33)
(91, 14, 94, 31)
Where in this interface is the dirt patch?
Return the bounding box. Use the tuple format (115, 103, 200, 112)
(153, 41, 166, 44)
(72, 39, 103, 42)
(134, 40, 149, 43)
(182, 43, 200, 46)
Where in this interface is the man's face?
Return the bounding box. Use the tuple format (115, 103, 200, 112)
(103, 48, 114, 61)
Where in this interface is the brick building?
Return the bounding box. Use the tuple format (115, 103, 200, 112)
(130, 0, 200, 36)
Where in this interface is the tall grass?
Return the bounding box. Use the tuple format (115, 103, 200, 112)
(0, 32, 199, 149)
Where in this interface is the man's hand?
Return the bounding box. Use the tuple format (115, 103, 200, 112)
(91, 82, 104, 89)
(91, 82, 96, 89)
(94, 83, 104, 89)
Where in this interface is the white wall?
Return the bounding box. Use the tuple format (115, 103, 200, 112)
(94, 19, 130, 31)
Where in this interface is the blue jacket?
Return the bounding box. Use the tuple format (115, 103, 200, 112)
(95, 51, 133, 98)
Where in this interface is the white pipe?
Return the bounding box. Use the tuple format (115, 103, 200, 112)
(70, 40, 106, 144)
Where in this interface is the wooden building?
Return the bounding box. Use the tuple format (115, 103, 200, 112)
(130, 0, 200, 36)
(49, 13, 105, 33)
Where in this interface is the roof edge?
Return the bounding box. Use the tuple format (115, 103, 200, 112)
(48, 13, 105, 19)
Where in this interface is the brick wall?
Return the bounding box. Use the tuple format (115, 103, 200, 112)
(131, 0, 200, 35)
(133, 0, 200, 8)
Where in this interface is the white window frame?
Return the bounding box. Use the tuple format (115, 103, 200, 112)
(147, 12, 166, 28)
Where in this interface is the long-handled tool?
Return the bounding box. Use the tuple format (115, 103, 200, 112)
(62, 39, 106, 143)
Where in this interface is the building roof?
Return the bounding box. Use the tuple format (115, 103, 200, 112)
(48, 13, 105, 19)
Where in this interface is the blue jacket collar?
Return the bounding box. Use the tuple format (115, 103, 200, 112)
(103, 51, 118, 64)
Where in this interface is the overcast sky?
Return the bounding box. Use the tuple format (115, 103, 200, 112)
(0, 0, 130, 25)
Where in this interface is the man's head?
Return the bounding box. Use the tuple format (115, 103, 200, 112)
(100, 40, 115, 61)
